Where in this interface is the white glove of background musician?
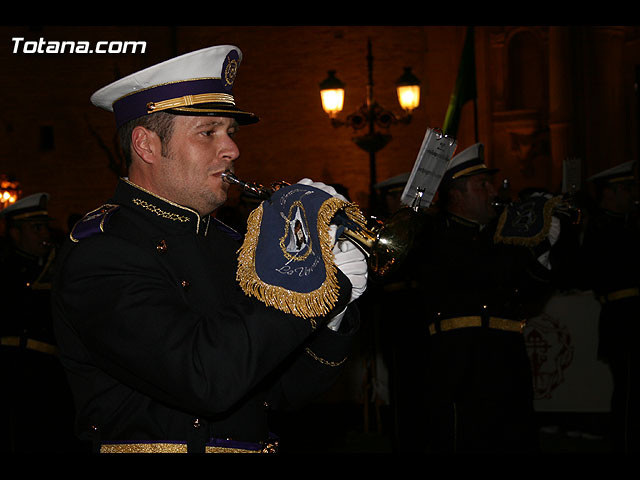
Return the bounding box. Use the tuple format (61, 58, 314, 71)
(529, 192, 561, 270)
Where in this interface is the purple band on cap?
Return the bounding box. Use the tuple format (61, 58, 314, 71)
(112, 78, 227, 127)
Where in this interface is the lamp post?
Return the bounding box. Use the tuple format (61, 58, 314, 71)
(319, 39, 420, 213)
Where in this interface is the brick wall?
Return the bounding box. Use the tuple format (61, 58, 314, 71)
(1, 26, 638, 236)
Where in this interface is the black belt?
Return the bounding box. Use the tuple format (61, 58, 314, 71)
(428, 316, 525, 335)
(0, 336, 58, 355)
(99, 437, 279, 454)
(598, 288, 639, 304)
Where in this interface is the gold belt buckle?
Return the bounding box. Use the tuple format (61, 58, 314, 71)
(519, 319, 527, 334)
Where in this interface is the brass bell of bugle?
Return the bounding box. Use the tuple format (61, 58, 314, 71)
(340, 207, 420, 278)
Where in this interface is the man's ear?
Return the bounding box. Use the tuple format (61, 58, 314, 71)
(131, 126, 162, 165)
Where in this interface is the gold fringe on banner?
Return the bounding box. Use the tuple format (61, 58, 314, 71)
(494, 196, 561, 247)
(236, 196, 366, 321)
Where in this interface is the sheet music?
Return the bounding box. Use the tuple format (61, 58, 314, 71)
(400, 128, 458, 209)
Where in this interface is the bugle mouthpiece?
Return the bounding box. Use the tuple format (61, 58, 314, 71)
(221, 170, 271, 200)
(221, 170, 240, 185)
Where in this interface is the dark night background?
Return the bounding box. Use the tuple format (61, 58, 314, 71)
(1, 24, 639, 456)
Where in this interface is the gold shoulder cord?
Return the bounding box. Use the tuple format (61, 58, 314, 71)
(305, 347, 347, 367)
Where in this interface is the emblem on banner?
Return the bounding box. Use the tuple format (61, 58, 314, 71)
(281, 201, 313, 260)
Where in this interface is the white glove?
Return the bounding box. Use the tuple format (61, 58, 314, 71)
(547, 215, 561, 246)
(305, 181, 366, 300)
(530, 191, 552, 200)
(301, 179, 361, 296)
(528, 192, 561, 270)
(296, 178, 348, 202)
(537, 216, 561, 270)
(326, 238, 368, 331)
(297, 179, 366, 330)
(528, 191, 562, 244)
(333, 239, 368, 303)
(327, 240, 368, 331)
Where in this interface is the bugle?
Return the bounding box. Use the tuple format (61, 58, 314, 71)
(492, 194, 583, 225)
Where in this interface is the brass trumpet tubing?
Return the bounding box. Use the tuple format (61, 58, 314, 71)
(492, 196, 582, 225)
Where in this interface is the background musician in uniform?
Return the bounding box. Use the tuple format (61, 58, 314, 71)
(369, 172, 430, 452)
(0, 193, 79, 452)
(412, 143, 561, 453)
(51, 45, 368, 454)
(581, 160, 639, 452)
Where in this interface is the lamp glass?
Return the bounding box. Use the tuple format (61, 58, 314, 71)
(397, 84, 420, 112)
(320, 88, 345, 117)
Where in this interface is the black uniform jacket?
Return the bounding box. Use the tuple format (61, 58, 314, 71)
(405, 210, 557, 452)
(1, 246, 57, 346)
(581, 208, 640, 357)
(52, 178, 357, 452)
(414, 210, 554, 326)
(410, 211, 554, 451)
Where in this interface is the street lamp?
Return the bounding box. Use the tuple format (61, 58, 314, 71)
(396, 67, 421, 113)
(319, 70, 345, 119)
(319, 39, 420, 212)
(0, 175, 20, 210)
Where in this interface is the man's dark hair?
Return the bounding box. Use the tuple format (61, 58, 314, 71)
(117, 112, 176, 168)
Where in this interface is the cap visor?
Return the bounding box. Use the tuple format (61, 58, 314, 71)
(167, 103, 259, 125)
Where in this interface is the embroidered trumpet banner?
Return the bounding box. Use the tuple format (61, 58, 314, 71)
(237, 184, 365, 320)
(494, 195, 560, 247)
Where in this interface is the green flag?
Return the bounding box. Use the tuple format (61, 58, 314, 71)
(442, 26, 477, 138)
